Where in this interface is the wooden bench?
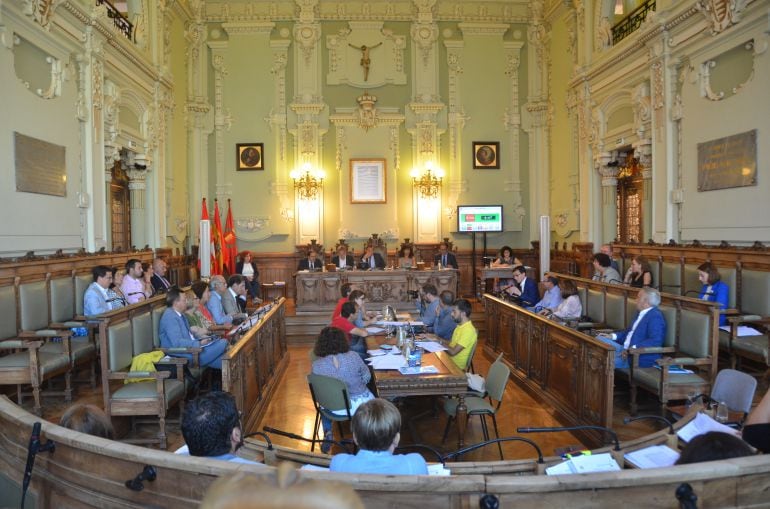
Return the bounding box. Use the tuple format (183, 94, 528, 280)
(554, 274, 721, 413)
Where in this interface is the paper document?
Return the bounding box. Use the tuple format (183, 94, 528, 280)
(398, 365, 439, 375)
(719, 325, 763, 337)
(366, 326, 386, 334)
(676, 412, 740, 443)
(415, 341, 448, 353)
(367, 354, 406, 370)
(427, 464, 451, 476)
(545, 453, 621, 475)
(624, 445, 680, 469)
(367, 349, 387, 357)
(300, 464, 329, 471)
(377, 320, 425, 327)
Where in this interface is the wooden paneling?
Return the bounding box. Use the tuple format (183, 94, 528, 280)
(484, 296, 615, 446)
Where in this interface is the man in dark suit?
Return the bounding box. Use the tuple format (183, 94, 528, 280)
(359, 245, 385, 270)
(332, 245, 355, 270)
(150, 258, 172, 293)
(297, 248, 321, 271)
(158, 287, 228, 369)
(504, 265, 539, 307)
(433, 242, 458, 269)
(597, 288, 666, 369)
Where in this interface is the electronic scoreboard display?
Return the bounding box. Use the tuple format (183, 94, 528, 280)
(457, 205, 503, 232)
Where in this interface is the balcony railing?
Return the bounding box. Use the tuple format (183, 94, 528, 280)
(96, 0, 133, 41)
(611, 0, 656, 45)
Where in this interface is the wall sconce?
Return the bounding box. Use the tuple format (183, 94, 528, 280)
(410, 162, 444, 199)
(289, 163, 325, 200)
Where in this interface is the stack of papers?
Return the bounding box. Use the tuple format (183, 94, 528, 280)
(676, 412, 740, 442)
(366, 326, 386, 334)
(719, 325, 763, 336)
(415, 341, 447, 353)
(367, 354, 406, 370)
(427, 464, 451, 476)
(377, 320, 425, 327)
(545, 453, 621, 475)
(624, 445, 680, 469)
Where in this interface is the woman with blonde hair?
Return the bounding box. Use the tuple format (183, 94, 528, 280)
(624, 255, 654, 288)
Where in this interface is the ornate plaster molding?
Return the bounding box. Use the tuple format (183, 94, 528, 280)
(235, 216, 275, 242)
(695, 0, 750, 35)
(222, 21, 275, 36)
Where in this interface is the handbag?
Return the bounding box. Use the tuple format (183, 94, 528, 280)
(466, 372, 486, 393)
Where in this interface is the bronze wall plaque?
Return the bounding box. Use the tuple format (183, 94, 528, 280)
(14, 132, 67, 197)
(697, 129, 757, 192)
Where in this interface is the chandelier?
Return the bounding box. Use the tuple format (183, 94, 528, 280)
(290, 163, 325, 199)
(410, 162, 444, 199)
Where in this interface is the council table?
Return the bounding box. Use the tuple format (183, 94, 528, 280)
(366, 335, 470, 447)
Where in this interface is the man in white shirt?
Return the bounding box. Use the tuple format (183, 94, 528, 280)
(529, 275, 563, 312)
(121, 258, 148, 304)
(83, 265, 113, 317)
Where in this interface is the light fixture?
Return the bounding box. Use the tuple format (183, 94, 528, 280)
(410, 161, 444, 199)
(614, 0, 624, 15)
(289, 163, 325, 199)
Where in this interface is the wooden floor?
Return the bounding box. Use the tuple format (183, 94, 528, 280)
(27, 298, 685, 463)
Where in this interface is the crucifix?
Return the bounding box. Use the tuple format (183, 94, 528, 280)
(349, 42, 382, 81)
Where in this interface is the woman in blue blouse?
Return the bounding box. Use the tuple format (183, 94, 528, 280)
(697, 262, 729, 326)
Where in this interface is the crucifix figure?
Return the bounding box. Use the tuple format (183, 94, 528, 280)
(349, 42, 382, 81)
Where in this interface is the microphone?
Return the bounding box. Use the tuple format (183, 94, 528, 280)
(21, 422, 55, 507)
(262, 426, 354, 453)
(624, 415, 677, 449)
(518, 425, 620, 451)
(443, 436, 544, 467)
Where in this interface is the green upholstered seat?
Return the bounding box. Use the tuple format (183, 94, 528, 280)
(629, 368, 707, 392)
(0, 350, 70, 376)
(40, 339, 96, 362)
(111, 379, 185, 408)
(731, 335, 770, 364)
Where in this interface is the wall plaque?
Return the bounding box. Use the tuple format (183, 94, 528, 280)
(14, 132, 66, 197)
(697, 129, 757, 192)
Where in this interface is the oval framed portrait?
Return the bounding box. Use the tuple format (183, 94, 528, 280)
(236, 143, 264, 171)
(472, 141, 500, 169)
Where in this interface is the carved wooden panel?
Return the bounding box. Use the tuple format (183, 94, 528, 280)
(545, 332, 580, 413)
(580, 345, 614, 426)
(528, 318, 545, 384)
(514, 312, 529, 375)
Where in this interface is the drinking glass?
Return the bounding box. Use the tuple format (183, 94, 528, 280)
(686, 390, 697, 409)
(716, 401, 729, 423)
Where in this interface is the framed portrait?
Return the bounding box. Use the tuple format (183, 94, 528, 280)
(236, 143, 264, 171)
(350, 159, 386, 204)
(472, 141, 500, 169)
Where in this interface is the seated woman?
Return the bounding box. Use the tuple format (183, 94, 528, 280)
(348, 290, 378, 328)
(539, 279, 582, 321)
(330, 398, 428, 475)
(107, 267, 128, 309)
(236, 251, 261, 303)
(491, 245, 521, 291)
(141, 262, 156, 298)
(311, 327, 374, 454)
(185, 289, 213, 339)
(397, 245, 416, 269)
(697, 262, 730, 326)
(624, 255, 654, 288)
(190, 280, 231, 333)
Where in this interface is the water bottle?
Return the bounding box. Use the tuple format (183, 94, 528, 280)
(716, 401, 729, 423)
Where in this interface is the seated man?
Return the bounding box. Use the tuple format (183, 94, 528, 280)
(297, 248, 321, 271)
(359, 245, 385, 270)
(600, 244, 620, 273)
(332, 245, 355, 270)
(419, 284, 440, 330)
(504, 265, 539, 307)
(440, 299, 478, 371)
(206, 275, 238, 325)
(160, 287, 228, 369)
(121, 258, 149, 304)
(434, 241, 458, 269)
(150, 257, 172, 293)
(330, 398, 428, 475)
(432, 290, 457, 340)
(591, 252, 623, 284)
(177, 391, 263, 465)
(84, 265, 113, 317)
(597, 288, 666, 369)
(675, 431, 754, 465)
(330, 302, 369, 358)
(528, 274, 562, 313)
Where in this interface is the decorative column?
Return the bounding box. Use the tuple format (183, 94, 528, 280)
(126, 155, 150, 248)
(524, 0, 551, 237)
(207, 41, 232, 202)
(408, 0, 444, 243)
(267, 36, 292, 223)
(503, 37, 526, 230)
(289, 0, 325, 244)
(634, 138, 653, 243)
(596, 153, 619, 244)
(444, 38, 467, 226)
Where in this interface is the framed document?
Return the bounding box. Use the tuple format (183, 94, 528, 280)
(350, 159, 386, 204)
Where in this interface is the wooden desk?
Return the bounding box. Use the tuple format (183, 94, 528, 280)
(477, 267, 515, 293)
(366, 335, 470, 447)
(295, 268, 458, 313)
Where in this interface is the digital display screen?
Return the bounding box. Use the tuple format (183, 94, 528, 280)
(457, 205, 503, 232)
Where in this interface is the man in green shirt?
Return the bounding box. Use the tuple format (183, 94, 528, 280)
(443, 299, 477, 371)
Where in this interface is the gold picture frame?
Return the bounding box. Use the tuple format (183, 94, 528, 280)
(473, 141, 500, 169)
(350, 159, 386, 204)
(236, 143, 264, 171)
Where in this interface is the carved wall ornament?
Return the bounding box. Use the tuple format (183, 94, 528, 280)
(596, 16, 612, 52)
(356, 91, 378, 131)
(23, 0, 62, 29)
(632, 82, 651, 138)
(294, 23, 321, 65)
(695, 0, 750, 35)
(411, 22, 438, 66)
